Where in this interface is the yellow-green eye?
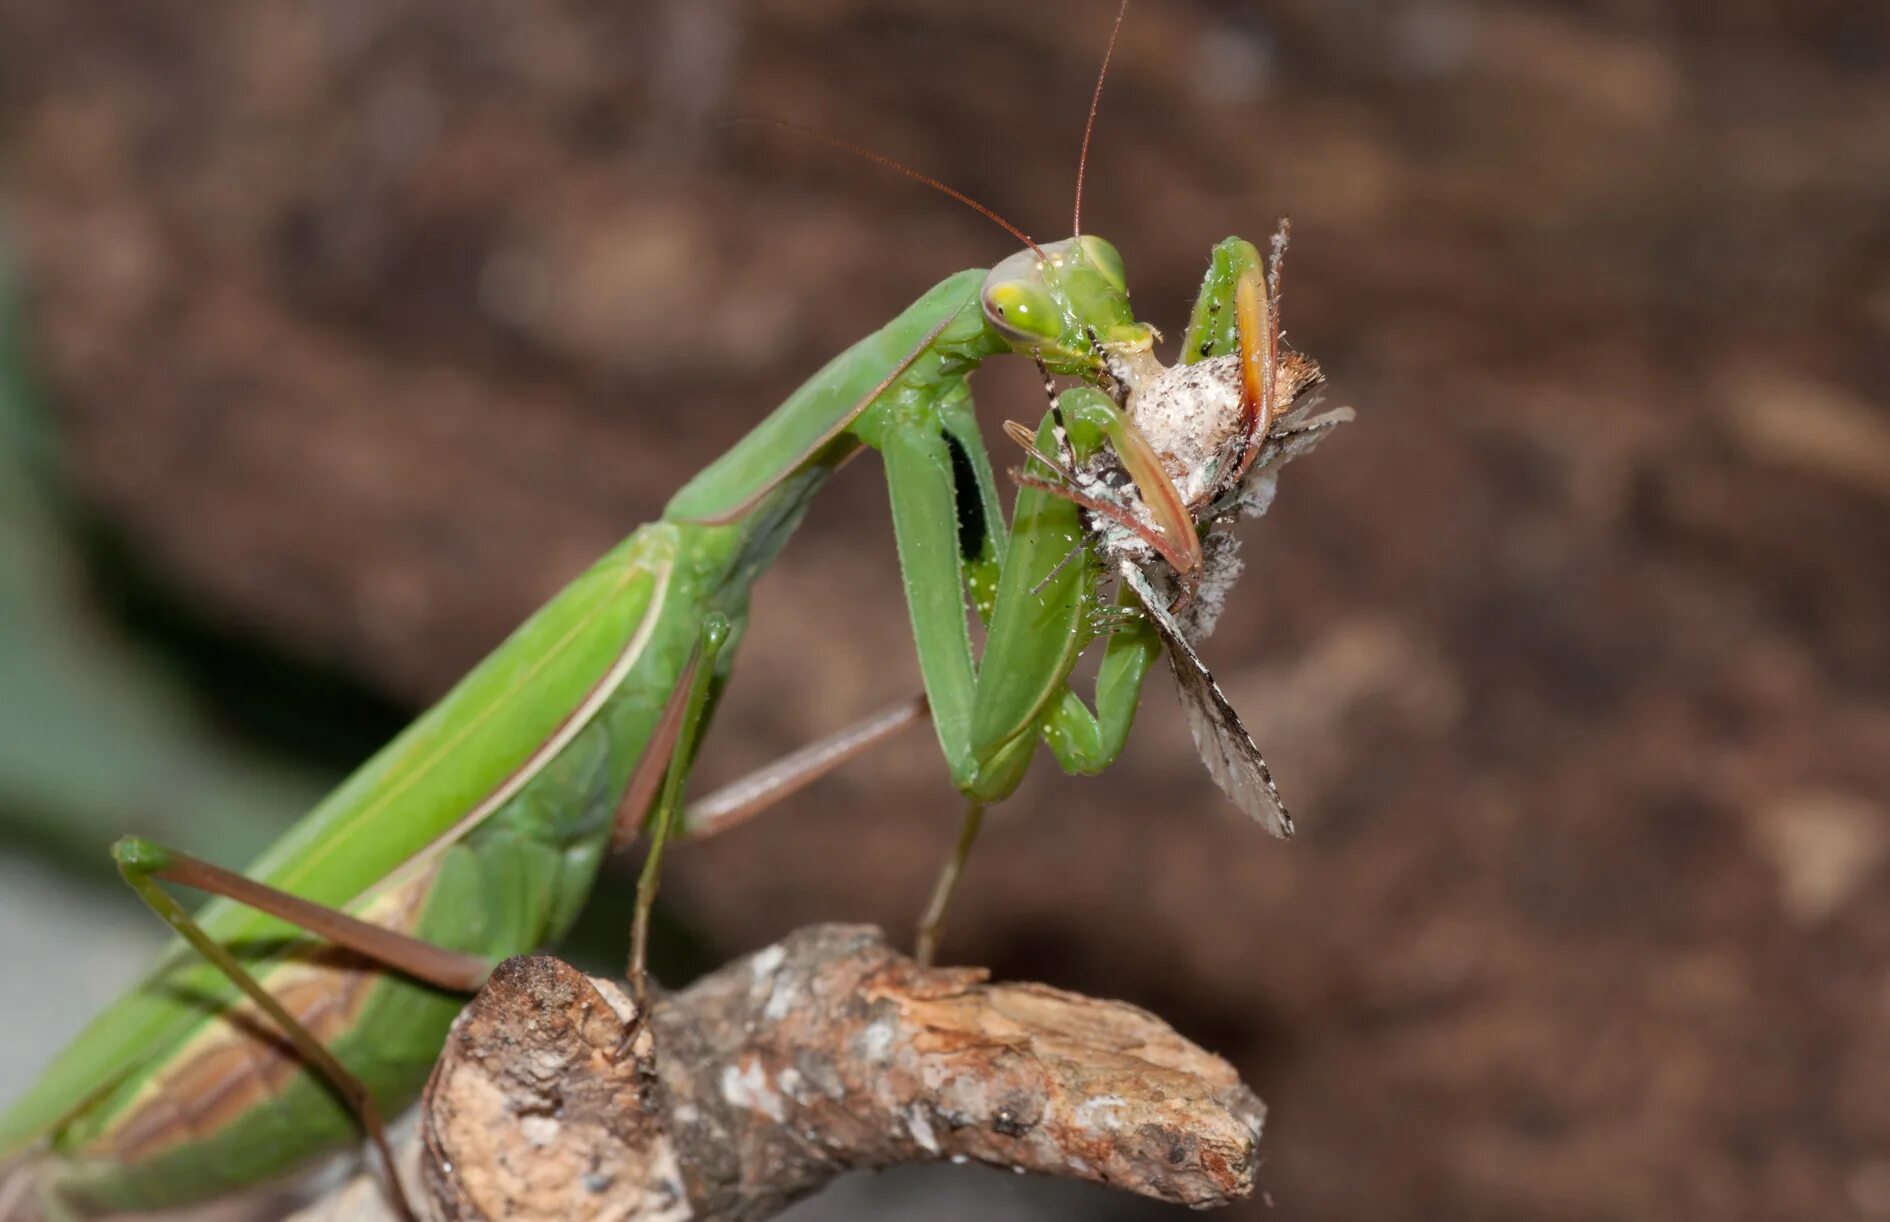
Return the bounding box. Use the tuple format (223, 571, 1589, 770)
(1078, 235, 1126, 292)
(982, 279, 1061, 342)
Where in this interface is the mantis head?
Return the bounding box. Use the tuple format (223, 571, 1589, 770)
(981, 235, 1154, 378)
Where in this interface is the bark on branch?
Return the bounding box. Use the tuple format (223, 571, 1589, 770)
(296, 925, 1266, 1221)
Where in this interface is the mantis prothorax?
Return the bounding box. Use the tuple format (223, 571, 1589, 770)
(0, 2, 1348, 1214)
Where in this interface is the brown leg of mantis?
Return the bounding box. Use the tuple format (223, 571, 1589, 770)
(914, 800, 986, 968)
(608, 642, 707, 855)
(681, 692, 930, 839)
(112, 839, 442, 1222)
(614, 670, 932, 1004)
(0, 1162, 34, 1219)
(113, 839, 495, 991)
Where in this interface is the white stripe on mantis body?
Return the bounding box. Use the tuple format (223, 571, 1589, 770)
(75, 540, 678, 1162)
(221, 536, 677, 911)
(356, 538, 676, 908)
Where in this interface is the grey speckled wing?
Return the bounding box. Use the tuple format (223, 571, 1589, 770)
(1122, 563, 1294, 839)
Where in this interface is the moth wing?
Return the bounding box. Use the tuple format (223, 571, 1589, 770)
(1122, 564, 1294, 839)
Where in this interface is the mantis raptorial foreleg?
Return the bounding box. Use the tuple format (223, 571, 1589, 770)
(874, 419, 992, 789)
(1010, 391, 1164, 777)
(1039, 605, 1161, 773)
(784, 385, 1159, 967)
(873, 385, 1170, 962)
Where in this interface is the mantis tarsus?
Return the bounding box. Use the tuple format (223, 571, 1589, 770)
(0, 3, 1349, 1215)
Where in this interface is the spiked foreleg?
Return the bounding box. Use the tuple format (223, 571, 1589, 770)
(1039, 595, 1161, 775)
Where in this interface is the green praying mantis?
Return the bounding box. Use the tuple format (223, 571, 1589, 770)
(0, 4, 1351, 1216)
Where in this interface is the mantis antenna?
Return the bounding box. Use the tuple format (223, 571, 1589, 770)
(1072, 0, 1131, 236)
(729, 116, 1044, 257)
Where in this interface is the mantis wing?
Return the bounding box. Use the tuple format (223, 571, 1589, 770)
(0, 529, 676, 1162)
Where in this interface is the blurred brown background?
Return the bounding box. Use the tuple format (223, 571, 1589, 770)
(2, 1, 1888, 1218)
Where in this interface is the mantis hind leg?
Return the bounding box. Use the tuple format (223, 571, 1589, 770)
(682, 693, 930, 839)
(110, 840, 435, 1222)
(0, 1158, 38, 1221)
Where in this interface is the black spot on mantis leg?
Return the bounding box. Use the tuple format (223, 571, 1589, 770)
(941, 428, 987, 564)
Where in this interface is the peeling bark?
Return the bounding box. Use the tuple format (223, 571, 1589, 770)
(292, 925, 1265, 1221)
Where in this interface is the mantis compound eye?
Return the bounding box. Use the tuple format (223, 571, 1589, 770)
(1077, 235, 1126, 293)
(982, 278, 1063, 345)
(981, 238, 1139, 370)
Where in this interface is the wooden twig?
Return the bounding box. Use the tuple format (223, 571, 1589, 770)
(293, 925, 1266, 1221)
